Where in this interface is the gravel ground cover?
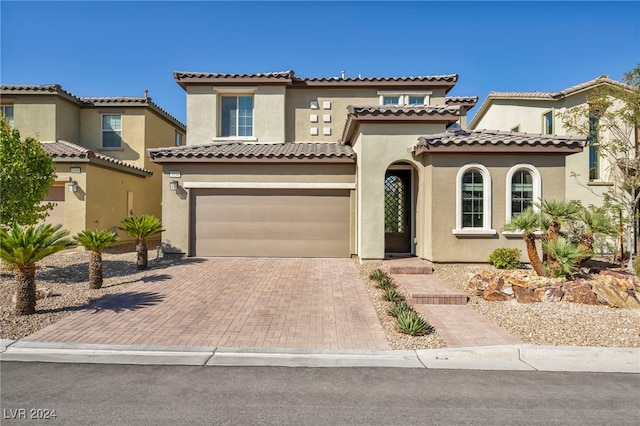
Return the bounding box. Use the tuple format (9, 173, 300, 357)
(2, 248, 638, 349)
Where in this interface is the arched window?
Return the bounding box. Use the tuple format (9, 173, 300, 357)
(505, 164, 542, 221)
(454, 164, 494, 235)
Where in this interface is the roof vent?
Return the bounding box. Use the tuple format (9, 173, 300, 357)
(144, 89, 149, 98)
(341, 70, 345, 79)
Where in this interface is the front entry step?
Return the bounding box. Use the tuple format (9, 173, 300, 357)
(383, 257, 433, 275)
(394, 274, 468, 305)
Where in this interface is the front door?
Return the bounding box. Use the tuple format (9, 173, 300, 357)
(384, 170, 411, 253)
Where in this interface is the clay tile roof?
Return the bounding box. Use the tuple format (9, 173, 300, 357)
(486, 75, 625, 100)
(80, 97, 185, 129)
(1, 84, 83, 103)
(147, 142, 355, 162)
(42, 140, 153, 175)
(413, 129, 585, 155)
(148, 142, 356, 163)
(300, 74, 458, 83)
(174, 70, 295, 80)
(347, 104, 461, 117)
(445, 96, 479, 105)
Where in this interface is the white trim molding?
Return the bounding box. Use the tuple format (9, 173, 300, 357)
(505, 163, 542, 222)
(453, 163, 495, 236)
(183, 182, 356, 190)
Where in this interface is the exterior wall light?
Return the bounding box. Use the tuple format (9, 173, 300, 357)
(67, 180, 78, 192)
(169, 180, 179, 191)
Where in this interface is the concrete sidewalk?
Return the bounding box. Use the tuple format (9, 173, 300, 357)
(1, 339, 638, 373)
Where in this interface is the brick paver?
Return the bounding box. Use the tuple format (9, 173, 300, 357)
(26, 258, 390, 350)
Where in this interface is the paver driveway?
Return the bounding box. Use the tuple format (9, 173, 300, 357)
(26, 258, 390, 350)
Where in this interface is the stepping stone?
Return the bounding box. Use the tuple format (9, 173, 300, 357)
(393, 274, 467, 305)
(383, 257, 433, 275)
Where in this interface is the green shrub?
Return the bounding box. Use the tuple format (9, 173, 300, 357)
(376, 277, 395, 289)
(382, 288, 404, 302)
(396, 311, 432, 336)
(369, 269, 388, 281)
(488, 248, 521, 269)
(388, 300, 412, 318)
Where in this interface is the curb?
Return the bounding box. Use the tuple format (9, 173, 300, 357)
(1, 340, 638, 372)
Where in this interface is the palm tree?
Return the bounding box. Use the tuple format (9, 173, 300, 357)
(119, 215, 164, 270)
(576, 206, 617, 256)
(542, 237, 591, 278)
(0, 224, 75, 315)
(74, 230, 119, 289)
(504, 207, 548, 277)
(535, 199, 582, 243)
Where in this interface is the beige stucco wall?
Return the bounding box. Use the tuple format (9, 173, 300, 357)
(51, 164, 87, 238)
(159, 162, 356, 254)
(54, 97, 81, 142)
(427, 154, 567, 263)
(285, 87, 449, 142)
(351, 122, 446, 261)
(185, 85, 286, 145)
(9, 96, 58, 141)
(79, 108, 146, 167)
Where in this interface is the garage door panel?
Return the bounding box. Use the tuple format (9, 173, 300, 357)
(193, 189, 350, 257)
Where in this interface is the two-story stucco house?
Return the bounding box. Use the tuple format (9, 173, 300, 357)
(468, 75, 636, 209)
(148, 71, 585, 262)
(0, 84, 185, 239)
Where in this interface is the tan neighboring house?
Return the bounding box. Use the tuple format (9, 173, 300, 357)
(0, 84, 186, 239)
(468, 75, 636, 208)
(148, 70, 585, 262)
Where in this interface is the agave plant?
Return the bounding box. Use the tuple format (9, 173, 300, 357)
(120, 215, 164, 270)
(396, 311, 431, 336)
(376, 277, 395, 289)
(382, 288, 404, 302)
(0, 224, 75, 315)
(388, 300, 412, 318)
(369, 269, 388, 281)
(74, 229, 119, 289)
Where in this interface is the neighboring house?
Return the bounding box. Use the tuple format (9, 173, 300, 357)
(468, 75, 636, 209)
(148, 70, 585, 262)
(0, 84, 186, 239)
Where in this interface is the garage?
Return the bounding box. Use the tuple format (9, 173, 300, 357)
(43, 185, 65, 227)
(191, 188, 351, 257)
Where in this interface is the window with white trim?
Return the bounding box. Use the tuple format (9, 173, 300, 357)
(542, 111, 553, 134)
(382, 96, 400, 105)
(378, 91, 431, 106)
(102, 114, 122, 148)
(454, 164, 494, 235)
(221, 95, 253, 137)
(175, 131, 183, 146)
(1, 105, 14, 128)
(588, 113, 600, 180)
(505, 164, 541, 220)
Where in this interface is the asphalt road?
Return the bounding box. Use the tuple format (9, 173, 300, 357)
(1, 362, 638, 425)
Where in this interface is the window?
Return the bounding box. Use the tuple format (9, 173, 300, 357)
(462, 170, 484, 228)
(1, 105, 14, 127)
(505, 164, 542, 222)
(588, 114, 600, 180)
(542, 111, 553, 134)
(382, 96, 400, 105)
(221, 96, 253, 137)
(102, 114, 122, 148)
(175, 132, 183, 146)
(407, 96, 424, 105)
(454, 164, 494, 235)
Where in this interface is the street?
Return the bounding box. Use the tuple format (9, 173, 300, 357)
(1, 362, 637, 425)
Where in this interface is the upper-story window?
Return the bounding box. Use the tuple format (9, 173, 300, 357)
(102, 114, 122, 148)
(175, 131, 183, 146)
(1, 105, 14, 128)
(221, 95, 253, 137)
(588, 113, 600, 180)
(378, 91, 431, 106)
(542, 111, 553, 134)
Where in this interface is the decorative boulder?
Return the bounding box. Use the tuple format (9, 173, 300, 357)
(534, 286, 564, 303)
(562, 280, 598, 305)
(513, 286, 540, 303)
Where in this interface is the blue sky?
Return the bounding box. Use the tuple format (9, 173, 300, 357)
(1, 1, 638, 124)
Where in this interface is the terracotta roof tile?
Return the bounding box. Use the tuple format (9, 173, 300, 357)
(347, 104, 461, 117)
(487, 75, 626, 100)
(414, 129, 585, 154)
(174, 70, 295, 80)
(301, 74, 458, 83)
(445, 96, 479, 105)
(42, 140, 153, 175)
(148, 142, 356, 162)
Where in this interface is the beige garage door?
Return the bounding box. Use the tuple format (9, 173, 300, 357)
(192, 189, 350, 257)
(43, 185, 65, 227)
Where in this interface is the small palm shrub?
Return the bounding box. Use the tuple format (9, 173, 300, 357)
(488, 248, 521, 269)
(120, 215, 164, 270)
(388, 300, 412, 318)
(369, 269, 388, 281)
(376, 277, 395, 289)
(382, 288, 404, 302)
(74, 229, 119, 289)
(542, 237, 591, 278)
(396, 311, 432, 336)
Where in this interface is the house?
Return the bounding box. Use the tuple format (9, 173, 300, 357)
(468, 75, 637, 209)
(148, 71, 585, 262)
(0, 84, 186, 239)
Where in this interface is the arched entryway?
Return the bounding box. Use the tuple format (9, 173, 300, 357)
(384, 164, 416, 255)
